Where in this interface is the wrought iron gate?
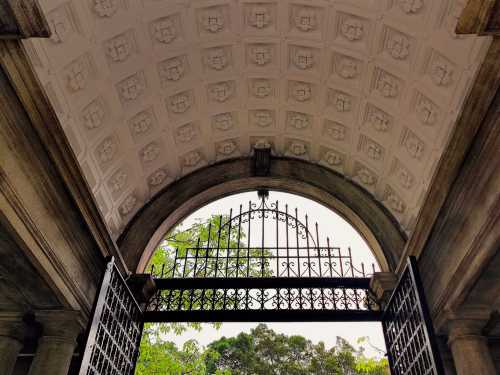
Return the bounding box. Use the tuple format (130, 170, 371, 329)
(145, 190, 380, 322)
(78, 191, 444, 375)
(78, 257, 143, 375)
(383, 257, 444, 375)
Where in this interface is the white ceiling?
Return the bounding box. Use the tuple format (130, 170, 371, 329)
(24, 0, 491, 239)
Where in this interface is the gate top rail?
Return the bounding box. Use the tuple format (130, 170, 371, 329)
(149, 190, 376, 280)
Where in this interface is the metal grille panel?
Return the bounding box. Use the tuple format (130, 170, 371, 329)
(382, 257, 443, 375)
(79, 258, 143, 375)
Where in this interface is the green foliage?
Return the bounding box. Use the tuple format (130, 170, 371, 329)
(204, 324, 389, 375)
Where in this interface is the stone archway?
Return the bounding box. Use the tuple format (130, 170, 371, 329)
(118, 156, 406, 273)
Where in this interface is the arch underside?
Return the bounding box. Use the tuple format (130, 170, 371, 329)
(118, 157, 406, 273)
(25, 0, 490, 252)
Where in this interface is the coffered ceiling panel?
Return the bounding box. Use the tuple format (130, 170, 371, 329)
(24, 0, 491, 239)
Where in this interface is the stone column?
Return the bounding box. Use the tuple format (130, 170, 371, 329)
(448, 319, 497, 375)
(0, 313, 26, 375)
(28, 310, 82, 375)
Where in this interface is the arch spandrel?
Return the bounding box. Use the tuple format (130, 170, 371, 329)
(117, 157, 404, 273)
(24, 1, 490, 265)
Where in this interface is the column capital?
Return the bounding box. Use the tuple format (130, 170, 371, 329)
(445, 306, 492, 345)
(34, 310, 83, 342)
(0, 312, 27, 341)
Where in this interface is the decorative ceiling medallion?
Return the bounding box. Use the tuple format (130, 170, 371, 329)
(330, 91, 352, 112)
(415, 95, 438, 125)
(97, 137, 117, 163)
(287, 141, 308, 157)
(376, 71, 400, 98)
(386, 33, 410, 60)
(208, 81, 234, 103)
(366, 105, 391, 132)
(109, 169, 127, 193)
(201, 8, 225, 33)
(48, 6, 72, 43)
(397, 0, 424, 14)
(82, 99, 105, 129)
(340, 17, 364, 41)
(324, 150, 343, 166)
(336, 56, 359, 79)
(148, 169, 168, 187)
(251, 79, 272, 98)
(175, 123, 197, 143)
(362, 137, 384, 160)
(159, 57, 185, 82)
(93, 0, 119, 18)
(429, 55, 454, 86)
(287, 112, 310, 130)
(403, 130, 425, 160)
(394, 161, 414, 189)
(252, 110, 274, 128)
(212, 113, 234, 131)
(385, 187, 406, 213)
(356, 167, 376, 186)
(183, 151, 202, 168)
(292, 48, 314, 70)
(293, 7, 318, 32)
(168, 92, 192, 114)
(140, 143, 161, 163)
(248, 6, 272, 29)
(105, 34, 131, 63)
(130, 111, 153, 135)
(324, 121, 346, 141)
(66, 59, 89, 92)
(152, 16, 178, 44)
(117, 74, 145, 102)
(217, 140, 237, 156)
(249, 45, 272, 66)
(290, 82, 312, 102)
(119, 195, 137, 216)
(204, 48, 229, 70)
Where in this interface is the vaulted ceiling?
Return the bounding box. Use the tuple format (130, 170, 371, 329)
(23, 0, 491, 239)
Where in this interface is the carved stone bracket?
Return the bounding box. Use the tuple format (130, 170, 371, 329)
(369, 272, 397, 309)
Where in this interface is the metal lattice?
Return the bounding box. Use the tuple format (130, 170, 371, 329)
(146, 191, 380, 322)
(382, 257, 444, 375)
(79, 258, 143, 375)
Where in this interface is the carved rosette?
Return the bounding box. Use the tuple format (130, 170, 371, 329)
(212, 113, 234, 131)
(152, 17, 178, 44)
(252, 110, 274, 128)
(247, 6, 272, 29)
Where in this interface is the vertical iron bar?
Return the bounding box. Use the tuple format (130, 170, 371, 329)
(349, 247, 360, 309)
(172, 247, 179, 278)
(193, 238, 200, 277)
(286, 204, 290, 277)
(275, 200, 279, 277)
(182, 247, 189, 278)
(327, 238, 333, 277)
(305, 214, 311, 277)
(247, 201, 251, 277)
(261, 196, 265, 277)
(225, 209, 233, 278)
(295, 208, 300, 277)
(204, 223, 211, 277)
(316, 223, 322, 277)
(236, 204, 242, 277)
(214, 215, 223, 277)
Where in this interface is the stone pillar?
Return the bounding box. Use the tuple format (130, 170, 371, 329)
(369, 272, 397, 309)
(448, 319, 497, 375)
(0, 313, 26, 375)
(28, 310, 82, 375)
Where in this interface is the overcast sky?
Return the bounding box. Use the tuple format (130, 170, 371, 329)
(159, 191, 386, 358)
